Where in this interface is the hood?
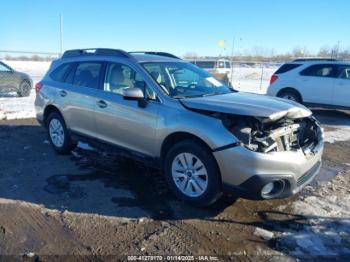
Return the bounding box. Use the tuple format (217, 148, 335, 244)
(180, 92, 312, 121)
(15, 71, 32, 81)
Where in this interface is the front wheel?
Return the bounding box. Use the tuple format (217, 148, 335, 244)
(164, 140, 222, 206)
(46, 112, 76, 154)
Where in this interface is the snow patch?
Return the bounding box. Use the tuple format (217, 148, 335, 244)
(254, 227, 274, 240)
(77, 142, 96, 151)
(324, 126, 350, 143)
(272, 173, 350, 257)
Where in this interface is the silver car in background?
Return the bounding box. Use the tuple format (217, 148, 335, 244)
(0, 61, 32, 97)
(35, 49, 324, 206)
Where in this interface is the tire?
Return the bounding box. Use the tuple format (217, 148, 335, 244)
(164, 140, 222, 206)
(278, 89, 301, 103)
(17, 81, 31, 97)
(46, 111, 76, 154)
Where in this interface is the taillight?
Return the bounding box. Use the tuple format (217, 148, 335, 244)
(35, 82, 43, 94)
(270, 75, 279, 85)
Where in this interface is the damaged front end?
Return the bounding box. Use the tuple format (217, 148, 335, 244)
(216, 112, 322, 155)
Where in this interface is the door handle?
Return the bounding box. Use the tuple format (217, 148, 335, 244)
(59, 90, 67, 97)
(97, 100, 108, 108)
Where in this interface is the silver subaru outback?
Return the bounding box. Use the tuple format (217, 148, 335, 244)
(35, 49, 323, 206)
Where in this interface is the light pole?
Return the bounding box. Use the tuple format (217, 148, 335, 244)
(59, 15, 63, 55)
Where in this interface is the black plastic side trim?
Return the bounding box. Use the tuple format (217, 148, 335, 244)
(70, 130, 161, 169)
(213, 142, 240, 152)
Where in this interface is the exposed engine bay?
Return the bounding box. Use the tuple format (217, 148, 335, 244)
(220, 114, 321, 153)
(184, 107, 320, 154)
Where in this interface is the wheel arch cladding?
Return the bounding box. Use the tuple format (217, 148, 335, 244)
(160, 132, 222, 185)
(161, 132, 214, 161)
(43, 105, 64, 125)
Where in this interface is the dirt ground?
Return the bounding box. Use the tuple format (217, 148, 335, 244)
(0, 110, 349, 261)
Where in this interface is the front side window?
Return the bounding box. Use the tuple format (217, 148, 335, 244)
(104, 63, 157, 100)
(73, 62, 102, 89)
(0, 63, 12, 72)
(143, 62, 232, 98)
(300, 64, 337, 78)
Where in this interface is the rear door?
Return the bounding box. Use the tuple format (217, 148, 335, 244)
(54, 61, 105, 137)
(94, 61, 160, 156)
(333, 64, 350, 107)
(299, 64, 337, 104)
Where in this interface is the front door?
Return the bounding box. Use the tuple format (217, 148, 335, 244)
(333, 64, 350, 107)
(299, 64, 337, 104)
(94, 61, 160, 157)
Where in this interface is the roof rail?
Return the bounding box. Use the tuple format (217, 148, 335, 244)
(292, 58, 337, 62)
(62, 48, 133, 59)
(129, 51, 181, 59)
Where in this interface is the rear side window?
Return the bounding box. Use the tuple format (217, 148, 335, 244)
(73, 62, 103, 89)
(274, 64, 301, 74)
(300, 64, 338, 78)
(337, 65, 350, 79)
(50, 63, 71, 82)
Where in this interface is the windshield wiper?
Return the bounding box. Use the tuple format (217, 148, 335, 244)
(173, 91, 232, 99)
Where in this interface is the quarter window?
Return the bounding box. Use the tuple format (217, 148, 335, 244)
(50, 63, 71, 82)
(73, 62, 102, 89)
(275, 64, 301, 74)
(300, 64, 337, 78)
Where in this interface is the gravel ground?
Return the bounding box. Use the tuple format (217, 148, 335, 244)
(0, 109, 349, 261)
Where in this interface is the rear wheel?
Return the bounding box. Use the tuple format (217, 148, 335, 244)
(46, 112, 76, 154)
(278, 89, 301, 103)
(17, 81, 31, 97)
(164, 140, 222, 206)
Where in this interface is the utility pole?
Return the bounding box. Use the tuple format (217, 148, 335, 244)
(229, 37, 235, 87)
(59, 14, 63, 55)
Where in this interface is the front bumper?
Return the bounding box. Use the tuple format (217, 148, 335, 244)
(214, 138, 323, 200)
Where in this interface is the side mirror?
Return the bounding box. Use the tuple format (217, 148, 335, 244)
(122, 87, 144, 100)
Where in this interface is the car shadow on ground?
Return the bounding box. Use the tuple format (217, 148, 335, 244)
(0, 123, 238, 220)
(312, 108, 350, 126)
(46, 147, 239, 220)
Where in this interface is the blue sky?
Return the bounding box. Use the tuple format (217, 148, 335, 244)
(0, 0, 349, 56)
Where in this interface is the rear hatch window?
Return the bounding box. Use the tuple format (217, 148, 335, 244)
(275, 63, 302, 74)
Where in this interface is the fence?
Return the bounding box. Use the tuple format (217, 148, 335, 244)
(0, 50, 60, 61)
(229, 62, 281, 94)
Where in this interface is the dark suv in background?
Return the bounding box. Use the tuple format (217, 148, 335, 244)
(0, 61, 32, 97)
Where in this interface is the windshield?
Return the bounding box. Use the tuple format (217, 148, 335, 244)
(142, 62, 232, 98)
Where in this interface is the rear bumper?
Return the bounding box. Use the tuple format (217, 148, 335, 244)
(214, 136, 324, 200)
